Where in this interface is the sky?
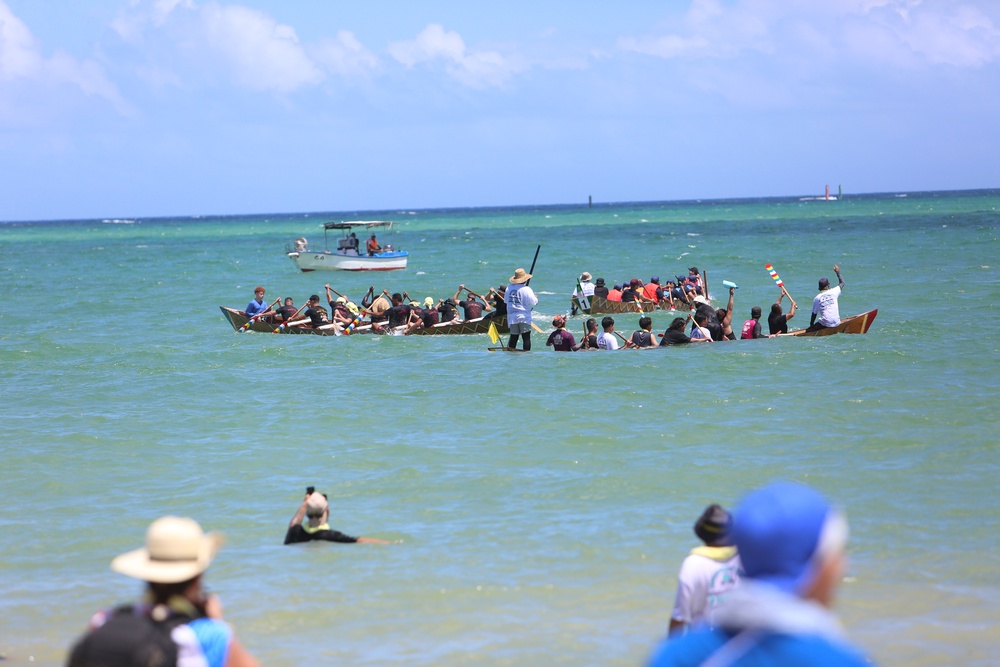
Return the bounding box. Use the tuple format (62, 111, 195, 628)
(1, 0, 998, 221)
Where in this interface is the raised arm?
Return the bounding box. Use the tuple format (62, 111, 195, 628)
(785, 287, 797, 320)
(834, 265, 844, 289)
(288, 496, 310, 528)
(452, 284, 466, 304)
(720, 287, 735, 327)
(361, 286, 375, 308)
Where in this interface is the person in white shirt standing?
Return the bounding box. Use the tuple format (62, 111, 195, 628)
(808, 265, 845, 332)
(504, 268, 539, 350)
(668, 504, 743, 636)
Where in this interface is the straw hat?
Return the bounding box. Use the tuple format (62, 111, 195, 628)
(692, 295, 711, 306)
(510, 268, 532, 284)
(580, 272, 592, 282)
(111, 516, 222, 584)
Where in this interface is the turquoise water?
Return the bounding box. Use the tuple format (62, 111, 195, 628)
(1, 190, 998, 666)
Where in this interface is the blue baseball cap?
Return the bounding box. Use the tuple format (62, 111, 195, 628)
(732, 481, 836, 594)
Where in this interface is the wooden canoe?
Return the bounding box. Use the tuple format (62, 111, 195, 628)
(787, 309, 878, 337)
(220, 307, 508, 336)
(583, 296, 660, 315)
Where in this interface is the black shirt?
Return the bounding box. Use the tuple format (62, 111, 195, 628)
(386, 304, 411, 328)
(660, 330, 691, 346)
(768, 313, 789, 335)
(459, 300, 483, 319)
(284, 524, 358, 545)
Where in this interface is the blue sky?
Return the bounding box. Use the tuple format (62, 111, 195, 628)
(2, 0, 998, 221)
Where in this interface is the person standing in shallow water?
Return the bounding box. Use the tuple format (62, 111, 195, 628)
(648, 482, 872, 667)
(284, 489, 389, 545)
(668, 504, 743, 636)
(504, 268, 538, 350)
(546, 314, 576, 351)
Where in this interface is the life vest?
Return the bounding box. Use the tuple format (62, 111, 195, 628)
(741, 319, 757, 339)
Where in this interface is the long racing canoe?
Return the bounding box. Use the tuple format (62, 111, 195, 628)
(787, 308, 878, 337)
(220, 306, 508, 336)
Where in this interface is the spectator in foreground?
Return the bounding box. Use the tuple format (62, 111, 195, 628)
(648, 481, 871, 667)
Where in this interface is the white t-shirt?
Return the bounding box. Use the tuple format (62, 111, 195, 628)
(671, 548, 743, 627)
(504, 284, 538, 325)
(690, 325, 712, 341)
(812, 285, 842, 327)
(574, 280, 595, 297)
(597, 331, 618, 350)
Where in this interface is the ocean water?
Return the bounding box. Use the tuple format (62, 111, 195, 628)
(1, 190, 998, 666)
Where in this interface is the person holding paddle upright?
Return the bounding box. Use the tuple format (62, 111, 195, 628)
(504, 268, 538, 350)
(769, 287, 798, 335)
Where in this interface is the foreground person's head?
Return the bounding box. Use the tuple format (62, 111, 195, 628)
(733, 481, 848, 607)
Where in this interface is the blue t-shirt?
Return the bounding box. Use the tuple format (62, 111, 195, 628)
(648, 628, 870, 667)
(245, 298, 268, 317)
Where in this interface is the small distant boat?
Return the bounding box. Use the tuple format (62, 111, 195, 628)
(799, 184, 841, 202)
(787, 309, 878, 337)
(286, 221, 408, 272)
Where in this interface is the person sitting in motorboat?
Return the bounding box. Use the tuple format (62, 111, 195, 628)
(366, 234, 382, 255)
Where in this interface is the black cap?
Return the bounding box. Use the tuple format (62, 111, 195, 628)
(694, 504, 733, 546)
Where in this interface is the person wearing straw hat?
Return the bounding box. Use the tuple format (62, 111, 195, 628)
(571, 271, 595, 315)
(667, 504, 742, 637)
(67, 516, 258, 667)
(649, 482, 870, 667)
(284, 490, 389, 545)
(504, 268, 538, 350)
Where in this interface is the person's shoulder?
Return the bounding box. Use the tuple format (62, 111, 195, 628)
(756, 633, 870, 667)
(647, 628, 729, 667)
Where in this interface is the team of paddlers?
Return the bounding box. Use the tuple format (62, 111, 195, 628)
(241, 282, 509, 335)
(239, 263, 846, 343)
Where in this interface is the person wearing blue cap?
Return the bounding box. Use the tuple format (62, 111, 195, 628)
(649, 481, 872, 667)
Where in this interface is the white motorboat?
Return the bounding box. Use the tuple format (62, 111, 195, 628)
(286, 221, 408, 272)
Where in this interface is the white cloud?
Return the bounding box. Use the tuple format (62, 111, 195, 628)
(1, 1, 43, 79)
(311, 30, 379, 78)
(1, 1, 131, 113)
(618, 0, 1000, 68)
(881, 3, 1000, 67)
(618, 0, 772, 60)
(388, 24, 526, 89)
(199, 3, 323, 92)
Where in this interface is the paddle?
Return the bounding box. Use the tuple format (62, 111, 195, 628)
(238, 297, 280, 333)
(524, 245, 542, 333)
(614, 330, 635, 349)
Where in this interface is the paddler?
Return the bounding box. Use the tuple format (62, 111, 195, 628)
(806, 265, 845, 332)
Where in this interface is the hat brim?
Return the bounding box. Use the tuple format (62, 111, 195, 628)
(510, 273, 532, 284)
(111, 533, 222, 584)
